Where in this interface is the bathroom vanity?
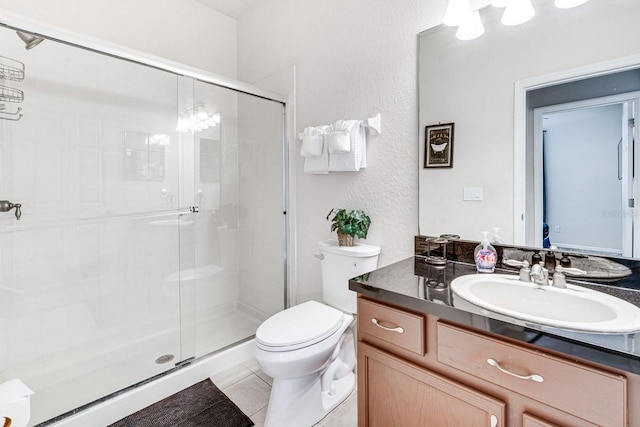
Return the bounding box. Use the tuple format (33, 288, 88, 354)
(350, 256, 640, 426)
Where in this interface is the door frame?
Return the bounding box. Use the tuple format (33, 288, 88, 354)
(513, 53, 640, 247)
(531, 93, 640, 255)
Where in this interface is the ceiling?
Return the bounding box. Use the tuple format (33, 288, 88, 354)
(194, 0, 258, 18)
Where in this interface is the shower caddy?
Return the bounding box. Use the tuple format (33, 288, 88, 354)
(0, 54, 24, 121)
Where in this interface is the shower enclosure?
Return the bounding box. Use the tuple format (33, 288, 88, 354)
(0, 21, 286, 426)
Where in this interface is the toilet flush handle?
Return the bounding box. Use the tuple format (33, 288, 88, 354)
(315, 253, 324, 260)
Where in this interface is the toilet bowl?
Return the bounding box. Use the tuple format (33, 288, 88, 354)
(254, 240, 380, 427)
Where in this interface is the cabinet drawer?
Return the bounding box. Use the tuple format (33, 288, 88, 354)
(437, 322, 627, 427)
(358, 298, 425, 355)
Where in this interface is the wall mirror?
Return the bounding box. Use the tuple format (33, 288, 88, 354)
(419, 0, 640, 258)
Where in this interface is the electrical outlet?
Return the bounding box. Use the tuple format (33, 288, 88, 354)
(554, 226, 561, 233)
(463, 187, 483, 201)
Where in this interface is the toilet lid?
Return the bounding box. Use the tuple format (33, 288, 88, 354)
(256, 301, 344, 350)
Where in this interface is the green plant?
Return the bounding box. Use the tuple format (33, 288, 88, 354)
(326, 208, 371, 239)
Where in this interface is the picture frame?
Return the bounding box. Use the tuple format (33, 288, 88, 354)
(424, 122, 454, 168)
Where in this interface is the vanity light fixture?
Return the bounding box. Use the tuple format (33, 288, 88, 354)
(456, 10, 485, 41)
(501, 0, 535, 26)
(443, 0, 484, 40)
(443, 0, 474, 27)
(554, 0, 590, 8)
(176, 105, 220, 132)
(445, 0, 586, 41)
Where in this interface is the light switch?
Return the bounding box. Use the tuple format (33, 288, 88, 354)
(463, 187, 483, 201)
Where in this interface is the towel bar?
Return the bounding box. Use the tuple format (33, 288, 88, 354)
(297, 113, 381, 141)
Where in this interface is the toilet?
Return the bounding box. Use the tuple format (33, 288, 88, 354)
(254, 239, 381, 427)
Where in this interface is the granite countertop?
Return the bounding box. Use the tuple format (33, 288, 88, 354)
(349, 257, 640, 374)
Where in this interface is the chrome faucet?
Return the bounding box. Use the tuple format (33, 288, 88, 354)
(529, 263, 549, 286)
(505, 258, 587, 288)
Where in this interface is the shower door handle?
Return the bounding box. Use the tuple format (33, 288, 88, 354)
(178, 206, 200, 215)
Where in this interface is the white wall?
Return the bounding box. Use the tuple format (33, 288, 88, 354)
(0, 0, 237, 78)
(236, 0, 451, 303)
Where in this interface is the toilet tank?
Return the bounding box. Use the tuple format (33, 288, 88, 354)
(318, 239, 381, 314)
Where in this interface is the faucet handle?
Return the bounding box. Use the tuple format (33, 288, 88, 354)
(552, 266, 587, 288)
(0, 200, 22, 220)
(503, 259, 529, 268)
(504, 259, 531, 282)
(555, 266, 586, 276)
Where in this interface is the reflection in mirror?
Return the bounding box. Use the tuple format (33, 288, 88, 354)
(418, 0, 640, 258)
(532, 95, 639, 257)
(124, 130, 167, 181)
(199, 137, 221, 183)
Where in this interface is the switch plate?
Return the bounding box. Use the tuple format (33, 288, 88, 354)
(463, 187, 483, 201)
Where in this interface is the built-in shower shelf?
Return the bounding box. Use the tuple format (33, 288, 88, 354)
(0, 84, 24, 103)
(0, 55, 25, 81)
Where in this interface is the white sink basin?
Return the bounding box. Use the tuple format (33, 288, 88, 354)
(450, 274, 640, 333)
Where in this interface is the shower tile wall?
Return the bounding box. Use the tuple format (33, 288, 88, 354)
(0, 27, 283, 425)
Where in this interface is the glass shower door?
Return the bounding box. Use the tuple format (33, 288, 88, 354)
(0, 26, 185, 424)
(179, 80, 287, 359)
(0, 21, 287, 426)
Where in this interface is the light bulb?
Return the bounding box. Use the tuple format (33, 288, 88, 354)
(444, 0, 474, 27)
(456, 10, 485, 40)
(554, 0, 589, 8)
(502, 0, 535, 26)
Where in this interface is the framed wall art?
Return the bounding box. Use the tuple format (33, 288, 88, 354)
(424, 122, 454, 168)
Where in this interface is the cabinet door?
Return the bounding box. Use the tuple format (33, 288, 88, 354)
(358, 342, 505, 427)
(523, 413, 561, 427)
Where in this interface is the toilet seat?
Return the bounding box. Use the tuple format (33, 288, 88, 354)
(256, 301, 345, 351)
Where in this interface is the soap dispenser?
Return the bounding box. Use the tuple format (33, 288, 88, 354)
(474, 231, 497, 273)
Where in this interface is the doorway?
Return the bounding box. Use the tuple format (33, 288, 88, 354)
(533, 93, 639, 256)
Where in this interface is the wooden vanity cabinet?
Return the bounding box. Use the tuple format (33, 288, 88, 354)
(358, 343, 505, 427)
(357, 296, 632, 427)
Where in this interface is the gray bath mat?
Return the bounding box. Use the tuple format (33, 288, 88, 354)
(108, 379, 254, 427)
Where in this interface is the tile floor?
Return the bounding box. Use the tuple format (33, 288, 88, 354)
(210, 359, 357, 427)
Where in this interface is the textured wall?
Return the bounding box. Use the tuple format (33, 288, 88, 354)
(236, 0, 443, 303)
(0, 0, 238, 78)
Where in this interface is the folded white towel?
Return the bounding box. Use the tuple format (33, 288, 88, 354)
(302, 125, 331, 174)
(328, 120, 366, 172)
(300, 134, 324, 157)
(326, 130, 351, 153)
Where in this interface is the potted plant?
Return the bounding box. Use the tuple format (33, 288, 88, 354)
(326, 208, 371, 246)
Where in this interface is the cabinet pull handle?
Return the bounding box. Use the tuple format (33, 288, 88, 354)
(371, 318, 404, 333)
(490, 414, 498, 427)
(487, 358, 544, 383)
